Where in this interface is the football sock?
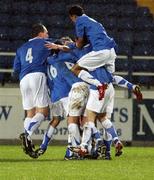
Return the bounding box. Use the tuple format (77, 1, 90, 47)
(27, 113, 45, 138)
(101, 119, 119, 141)
(113, 75, 133, 90)
(92, 126, 102, 143)
(81, 121, 94, 148)
(40, 125, 55, 150)
(103, 139, 112, 152)
(24, 117, 32, 133)
(68, 123, 80, 147)
(78, 70, 101, 87)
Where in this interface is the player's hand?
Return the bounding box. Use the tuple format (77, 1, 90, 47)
(133, 85, 143, 101)
(45, 42, 59, 50)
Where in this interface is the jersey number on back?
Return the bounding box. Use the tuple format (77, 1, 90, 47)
(48, 65, 57, 79)
(26, 48, 33, 63)
(65, 62, 74, 70)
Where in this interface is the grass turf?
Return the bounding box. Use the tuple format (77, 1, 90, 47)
(0, 145, 154, 180)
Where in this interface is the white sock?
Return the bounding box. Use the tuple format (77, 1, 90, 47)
(40, 125, 55, 149)
(81, 121, 95, 147)
(101, 119, 118, 141)
(68, 123, 80, 147)
(27, 113, 45, 137)
(92, 125, 99, 134)
(78, 70, 101, 87)
(92, 126, 102, 143)
(24, 117, 32, 132)
(46, 125, 55, 138)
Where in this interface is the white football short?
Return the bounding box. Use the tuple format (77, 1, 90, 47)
(67, 82, 89, 116)
(20, 72, 49, 110)
(77, 48, 116, 73)
(86, 83, 115, 114)
(50, 97, 68, 121)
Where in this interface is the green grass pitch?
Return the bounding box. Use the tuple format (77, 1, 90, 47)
(0, 145, 154, 180)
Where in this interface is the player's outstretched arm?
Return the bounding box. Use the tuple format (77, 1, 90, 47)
(45, 42, 70, 52)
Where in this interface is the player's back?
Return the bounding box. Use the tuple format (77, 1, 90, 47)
(52, 51, 83, 85)
(16, 38, 50, 80)
(47, 51, 85, 102)
(76, 15, 116, 51)
(47, 55, 72, 102)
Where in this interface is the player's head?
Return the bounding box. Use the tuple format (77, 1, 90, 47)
(68, 5, 84, 22)
(60, 36, 74, 45)
(32, 23, 49, 39)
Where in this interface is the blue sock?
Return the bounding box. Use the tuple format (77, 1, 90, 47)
(106, 126, 118, 140)
(40, 133, 50, 150)
(28, 121, 37, 131)
(92, 131, 101, 142)
(104, 140, 112, 152)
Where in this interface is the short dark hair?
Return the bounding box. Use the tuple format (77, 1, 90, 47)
(68, 5, 84, 16)
(31, 23, 46, 37)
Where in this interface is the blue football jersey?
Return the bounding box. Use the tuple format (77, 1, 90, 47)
(51, 50, 77, 64)
(75, 14, 116, 51)
(47, 63, 71, 102)
(90, 67, 113, 90)
(47, 54, 81, 102)
(13, 38, 50, 80)
(71, 44, 92, 60)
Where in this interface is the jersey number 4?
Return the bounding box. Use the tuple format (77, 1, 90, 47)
(26, 48, 33, 63)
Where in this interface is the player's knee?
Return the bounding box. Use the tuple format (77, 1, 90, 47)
(36, 106, 49, 117)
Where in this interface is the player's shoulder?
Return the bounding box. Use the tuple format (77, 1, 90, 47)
(16, 40, 29, 52)
(24, 38, 49, 49)
(47, 54, 58, 64)
(76, 14, 88, 23)
(26, 37, 52, 45)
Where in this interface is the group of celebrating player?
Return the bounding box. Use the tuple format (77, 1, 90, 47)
(13, 5, 143, 160)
